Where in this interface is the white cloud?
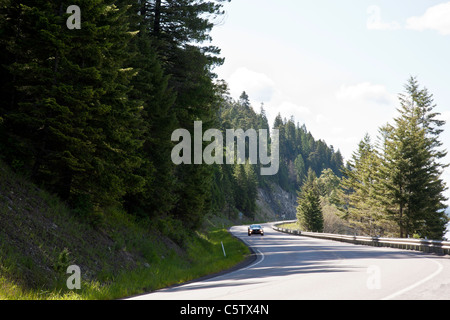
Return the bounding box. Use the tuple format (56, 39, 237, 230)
(367, 5, 401, 31)
(277, 101, 312, 117)
(367, 3, 450, 36)
(336, 82, 396, 105)
(327, 81, 399, 160)
(227, 67, 276, 102)
(406, 2, 450, 35)
(316, 114, 330, 125)
(331, 127, 344, 135)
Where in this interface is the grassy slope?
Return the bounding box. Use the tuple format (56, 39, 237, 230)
(0, 161, 250, 300)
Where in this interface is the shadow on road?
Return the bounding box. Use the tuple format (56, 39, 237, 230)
(156, 226, 426, 294)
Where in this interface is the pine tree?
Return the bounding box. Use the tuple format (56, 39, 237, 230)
(87, 0, 147, 207)
(244, 162, 258, 216)
(142, 0, 229, 230)
(233, 164, 247, 215)
(123, 4, 178, 218)
(0, 0, 144, 208)
(259, 104, 269, 132)
(340, 134, 390, 236)
(379, 77, 448, 239)
(294, 154, 306, 185)
(296, 169, 323, 232)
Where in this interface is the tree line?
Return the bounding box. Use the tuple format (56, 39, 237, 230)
(296, 77, 449, 240)
(212, 92, 344, 220)
(0, 0, 230, 232)
(0, 0, 344, 234)
(4, 2, 442, 241)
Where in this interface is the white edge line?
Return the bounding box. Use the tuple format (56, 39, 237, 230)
(381, 258, 444, 300)
(230, 232, 265, 273)
(239, 249, 265, 272)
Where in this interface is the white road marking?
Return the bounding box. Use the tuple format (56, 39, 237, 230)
(239, 249, 265, 272)
(382, 258, 444, 300)
(232, 232, 265, 272)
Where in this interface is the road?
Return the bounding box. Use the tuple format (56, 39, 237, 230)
(129, 222, 450, 300)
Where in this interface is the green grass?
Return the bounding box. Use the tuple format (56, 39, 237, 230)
(276, 222, 300, 230)
(1, 218, 250, 300)
(74, 228, 250, 300)
(0, 161, 251, 300)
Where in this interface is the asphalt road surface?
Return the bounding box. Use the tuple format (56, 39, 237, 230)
(129, 222, 450, 300)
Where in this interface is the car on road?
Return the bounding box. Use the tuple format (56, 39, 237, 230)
(248, 224, 264, 236)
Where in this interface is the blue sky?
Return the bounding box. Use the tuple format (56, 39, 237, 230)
(209, 0, 450, 205)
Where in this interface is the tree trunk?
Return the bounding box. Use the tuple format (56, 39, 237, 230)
(153, 0, 161, 36)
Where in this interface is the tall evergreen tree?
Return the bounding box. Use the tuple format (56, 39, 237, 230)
(258, 104, 270, 132)
(379, 77, 448, 239)
(296, 169, 324, 232)
(294, 154, 306, 185)
(340, 134, 390, 236)
(244, 162, 258, 216)
(123, 3, 178, 218)
(0, 0, 144, 208)
(134, 0, 230, 229)
(233, 164, 248, 216)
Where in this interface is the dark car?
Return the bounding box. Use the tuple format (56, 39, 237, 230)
(248, 224, 264, 236)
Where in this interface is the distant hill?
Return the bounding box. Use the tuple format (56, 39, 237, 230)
(214, 93, 344, 222)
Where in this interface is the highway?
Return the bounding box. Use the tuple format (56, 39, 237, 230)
(129, 222, 450, 300)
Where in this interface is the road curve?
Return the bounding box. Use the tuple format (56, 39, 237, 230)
(129, 222, 450, 300)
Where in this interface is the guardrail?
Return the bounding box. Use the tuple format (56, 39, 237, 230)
(273, 222, 450, 256)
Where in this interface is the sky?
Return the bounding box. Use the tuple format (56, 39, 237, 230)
(209, 0, 450, 206)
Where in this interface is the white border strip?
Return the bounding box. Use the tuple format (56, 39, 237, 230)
(381, 258, 444, 300)
(238, 249, 265, 272)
